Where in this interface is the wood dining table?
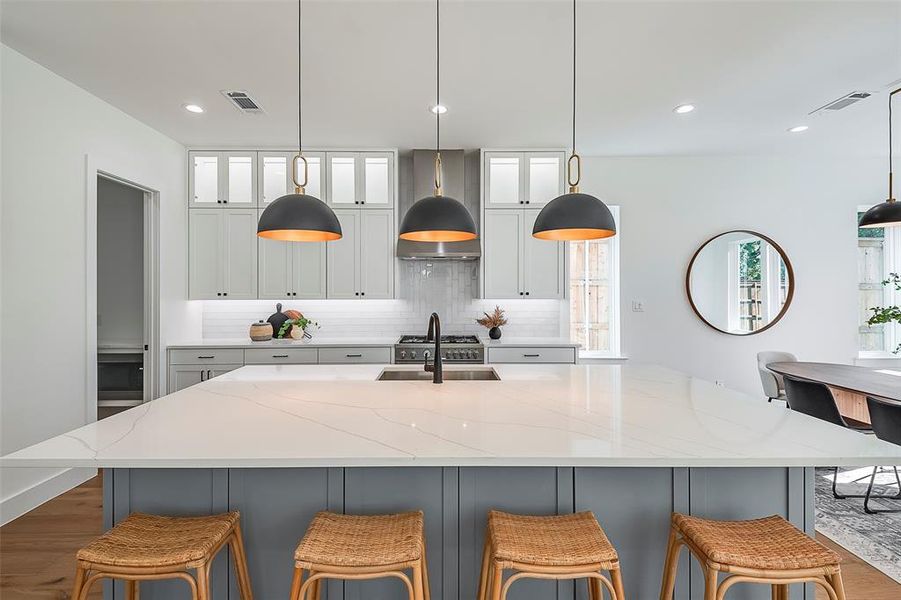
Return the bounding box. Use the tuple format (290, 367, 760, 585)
(768, 361, 901, 425)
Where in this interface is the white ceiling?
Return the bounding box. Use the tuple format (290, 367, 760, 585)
(2, 0, 899, 156)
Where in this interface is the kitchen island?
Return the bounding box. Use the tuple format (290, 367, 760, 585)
(3, 364, 899, 600)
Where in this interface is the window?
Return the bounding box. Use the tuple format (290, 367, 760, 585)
(858, 209, 900, 355)
(569, 206, 620, 357)
(726, 237, 788, 333)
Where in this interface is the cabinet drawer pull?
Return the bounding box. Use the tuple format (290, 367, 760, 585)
(345, 353, 363, 358)
(200, 370, 206, 381)
(197, 355, 215, 359)
(523, 354, 541, 358)
(272, 354, 289, 358)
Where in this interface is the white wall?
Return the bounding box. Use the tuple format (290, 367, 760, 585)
(580, 155, 883, 396)
(0, 45, 196, 523)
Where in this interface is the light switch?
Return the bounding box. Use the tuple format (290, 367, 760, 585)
(631, 300, 645, 312)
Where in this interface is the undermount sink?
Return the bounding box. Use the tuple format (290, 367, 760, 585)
(377, 368, 500, 381)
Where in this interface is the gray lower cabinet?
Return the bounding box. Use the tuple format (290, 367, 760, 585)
(167, 346, 393, 392)
(318, 346, 392, 364)
(486, 346, 577, 364)
(168, 364, 242, 393)
(106, 467, 814, 600)
(244, 347, 318, 365)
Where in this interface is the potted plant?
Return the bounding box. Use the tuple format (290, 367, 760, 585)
(279, 315, 319, 341)
(476, 306, 508, 340)
(867, 272, 901, 354)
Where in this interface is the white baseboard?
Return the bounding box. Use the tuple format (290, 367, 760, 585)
(0, 467, 96, 526)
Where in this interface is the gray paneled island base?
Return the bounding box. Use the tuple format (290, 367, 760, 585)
(4, 364, 900, 600)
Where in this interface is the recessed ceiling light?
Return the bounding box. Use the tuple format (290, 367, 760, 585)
(430, 104, 447, 114)
(787, 125, 809, 133)
(184, 104, 204, 114)
(673, 104, 695, 114)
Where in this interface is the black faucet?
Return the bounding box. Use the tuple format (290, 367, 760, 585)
(424, 312, 443, 384)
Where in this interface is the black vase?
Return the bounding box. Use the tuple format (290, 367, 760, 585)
(489, 326, 502, 340)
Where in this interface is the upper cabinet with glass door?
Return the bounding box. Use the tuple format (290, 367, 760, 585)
(483, 150, 566, 209)
(326, 151, 395, 209)
(189, 151, 257, 208)
(258, 151, 325, 207)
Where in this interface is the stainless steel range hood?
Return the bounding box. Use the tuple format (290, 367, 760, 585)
(397, 150, 480, 261)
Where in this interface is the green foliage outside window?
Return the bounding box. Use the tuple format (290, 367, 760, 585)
(867, 272, 901, 354)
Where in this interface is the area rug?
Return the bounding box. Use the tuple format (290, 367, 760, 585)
(815, 466, 901, 583)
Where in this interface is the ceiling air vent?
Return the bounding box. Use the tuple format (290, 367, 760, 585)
(220, 90, 264, 114)
(809, 91, 872, 115)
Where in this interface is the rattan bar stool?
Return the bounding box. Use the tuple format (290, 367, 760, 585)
(290, 510, 430, 600)
(476, 510, 626, 600)
(71, 511, 253, 600)
(659, 513, 845, 600)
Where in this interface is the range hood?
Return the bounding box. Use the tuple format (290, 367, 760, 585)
(397, 150, 480, 261)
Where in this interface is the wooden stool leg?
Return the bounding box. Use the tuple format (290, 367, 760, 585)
(289, 568, 305, 600)
(413, 562, 425, 600)
(229, 526, 254, 600)
(421, 557, 431, 600)
(771, 584, 789, 600)
(308, 572, 321, 600)
(703, 565, 717, 600)
(489, 562, 503, 600)
(71, 566, 88, 600)
(196, 563, 211, 600)
(477, 537, 491, 600)
(126, 579, 140, 600)
(588, 576, 602, 600)
(610, 566, 626, 600)
(829, 572, 847, 600)
(659, 529, 682, 600)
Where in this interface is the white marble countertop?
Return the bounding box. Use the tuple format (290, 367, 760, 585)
(4, 364, 899, 469)
(479, 336, 580, 347)
(168, 337, 397, 349)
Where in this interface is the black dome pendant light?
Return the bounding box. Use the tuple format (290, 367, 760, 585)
(398, 0, 477, 243)
(258, 0, 341, 242)
(532, 0, 616, 242)
(859, 87, 901, 229)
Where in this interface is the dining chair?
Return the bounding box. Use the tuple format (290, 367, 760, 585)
(782, 376, 878, 503)
(862, 396, 901, 514)
(756, 351, 797, 402)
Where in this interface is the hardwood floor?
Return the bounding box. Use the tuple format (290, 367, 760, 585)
(1, 475, 898, 599)
(0, 475, 102, 599)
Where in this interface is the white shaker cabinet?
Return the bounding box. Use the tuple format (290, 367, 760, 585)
(483, 151, 564, 209)
(481, 150, 566, 299)
(189, 151, 257, 208)
(483, 210, 522, 298)
(258, 151, 324, 207)
(522, 208, 564, 299)
(483, 209, 563, 299)
(326, 209, 394, 299)
(189, 209, 258, 299)
(259, 229, 326, 299)
(326, 152, 394, 208)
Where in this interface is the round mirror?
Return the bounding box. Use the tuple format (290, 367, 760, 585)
(686, 231, 794, 335)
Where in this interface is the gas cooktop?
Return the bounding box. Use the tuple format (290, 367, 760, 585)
(398, 334, 480, 345)
(394, 334, 483, 363)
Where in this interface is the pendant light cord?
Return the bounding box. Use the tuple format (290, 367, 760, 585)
(890, 87, 899, 201)
(298, 0, 303, 154)
(571, 0, 576, 155)
(436, 0, 440, 154)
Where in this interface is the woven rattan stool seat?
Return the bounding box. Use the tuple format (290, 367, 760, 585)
(294, 511, 424, 568)
(487, 510, 618, 567)
(77, 512, 240, 568)
(672, 513, 840, 571)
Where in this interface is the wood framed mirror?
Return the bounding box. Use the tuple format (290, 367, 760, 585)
(686, 230, 794, 335)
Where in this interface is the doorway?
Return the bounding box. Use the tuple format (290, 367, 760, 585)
(95, 175, 156, 420)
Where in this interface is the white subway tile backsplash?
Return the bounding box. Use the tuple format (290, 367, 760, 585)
(202, 261, 562, 339)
